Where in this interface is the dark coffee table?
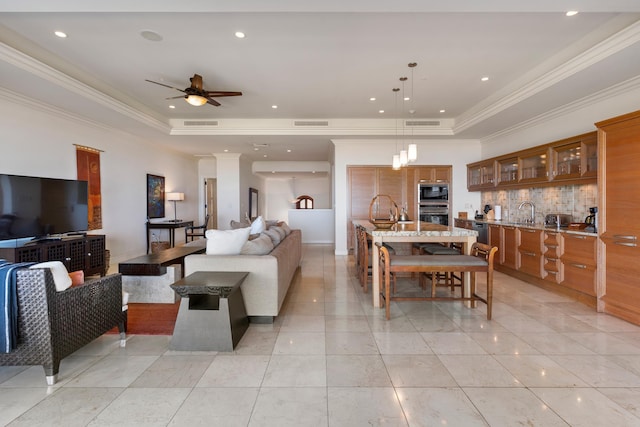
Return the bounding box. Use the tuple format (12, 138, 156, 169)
(169, 271, 249, 351)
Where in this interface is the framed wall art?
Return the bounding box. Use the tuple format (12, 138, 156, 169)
(147, 174, 165, 219)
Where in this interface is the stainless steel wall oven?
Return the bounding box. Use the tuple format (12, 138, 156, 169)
(418, 182, 450, 225)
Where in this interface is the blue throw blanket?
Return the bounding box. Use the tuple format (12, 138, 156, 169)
(1, 260, 34, 353)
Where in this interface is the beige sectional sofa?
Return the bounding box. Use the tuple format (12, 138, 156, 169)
(184, 229, 302, 322)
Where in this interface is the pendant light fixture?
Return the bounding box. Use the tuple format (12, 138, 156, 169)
(392, 87, 401, 170)
(399, 76, 408, 167)
(407, 62, 418, 162)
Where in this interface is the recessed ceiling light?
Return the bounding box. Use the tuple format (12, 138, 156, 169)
(404, 97, 410, 101)
(169, 105, 175, 109)
(566, 11, 579, 17)
(379, 110, 385, 114)
(54, 31, 67, 38)
(272, 105, 278, 109)
(271, 171, 276, 174)
(224, 149, 229, 152)
(140, 30, 163, 42)
(481, 76, 489, 82)
(287, 149, 292, 153)
(254, 147, 259, 151)
(369, 97, 376, 101)
(440, 109, 446, 113)
(235, 31, 246, 39)
(263, 154, 268, 158)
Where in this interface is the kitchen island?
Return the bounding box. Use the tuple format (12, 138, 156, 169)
(353, 220, 478, 308)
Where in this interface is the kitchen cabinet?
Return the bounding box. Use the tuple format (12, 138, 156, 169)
(497, 158, 518, 186)
(0, 235, 106, 276)
(518, 227, 544, 278)
(596, 109, 640, 325)
(466, 131, 597, 191)
(519, 148, 549, 184)
(467, 160, 496, 191)
(502, 226, 519, 270)
(551, 133, 598, 181)
(561, 234, 597, 297)
(543, 231, 563, 284)
(489, 224, 503, 265)
(417, 166, 450, 183)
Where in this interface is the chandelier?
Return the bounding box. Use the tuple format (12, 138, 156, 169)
(391, 62, 418, 169)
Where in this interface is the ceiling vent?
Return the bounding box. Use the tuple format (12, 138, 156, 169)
(293, 120, 330, 127)
(183, 120, 219, 126)
(405, 120, 441, 126)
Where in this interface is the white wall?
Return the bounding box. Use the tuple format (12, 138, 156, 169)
(332, 139, 482, 255)
(263, 174, 331, 222)
(0, 98, 199, 267)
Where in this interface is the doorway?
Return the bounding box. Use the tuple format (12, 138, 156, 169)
(205, 178, 217, 229)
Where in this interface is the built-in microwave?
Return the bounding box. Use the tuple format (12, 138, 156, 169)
(418, 182, 449, 202)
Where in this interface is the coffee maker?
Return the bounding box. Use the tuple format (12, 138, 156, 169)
(585, 206, 597, 233)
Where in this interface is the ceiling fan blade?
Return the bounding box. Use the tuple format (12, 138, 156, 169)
(206, 97, 221, 107)
(145, 79, 185, 93)
(205, 91, 243, 97)
(165, 95, 186, 100)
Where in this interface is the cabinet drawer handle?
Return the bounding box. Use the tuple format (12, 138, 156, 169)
(504, 226, 515, 230)
(546, 271, 557, 275)
(613, 234, 637, 240)
(567, 235, 586, 240)
(522, 251, 536, 257)
(546, 257, 557, 262)
(614, 241, 638, 247)
(570, 263, 587, 269)
(522, 229, 536, 233)
(546, 244, 557, 248)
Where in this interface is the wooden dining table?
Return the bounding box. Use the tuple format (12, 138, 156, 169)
(353, 220, 478, 308)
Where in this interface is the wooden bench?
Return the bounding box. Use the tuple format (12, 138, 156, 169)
(376, 242, 498, 320)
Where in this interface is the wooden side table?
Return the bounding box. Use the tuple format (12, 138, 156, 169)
(169, 271, 249, 351)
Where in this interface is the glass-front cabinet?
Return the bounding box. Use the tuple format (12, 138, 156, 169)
(467, 160, 495, 191)
(519, 148, 549, 183)
(497, 157, 518, 186)
(467, 131, 597, 191)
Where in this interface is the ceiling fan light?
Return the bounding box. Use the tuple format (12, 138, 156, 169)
(185, 94, 207, 106)
(392, 154, 401, 170)
(408, 144, 417, 162)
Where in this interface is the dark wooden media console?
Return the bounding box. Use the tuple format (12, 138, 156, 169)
(118, 243, 205, 276)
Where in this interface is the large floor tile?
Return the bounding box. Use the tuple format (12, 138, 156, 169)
(382, 355, 457, 387)
(551, 354, 640, 387)
(373, 332, 432, 355)
(169, 387, 259, 427)
(272, 332, 326, 355)
(493, 354, 589, 387)
(464, 387, 569, 426)
(249, 387, 328, 427)
(328, 387, 407, 427)
(396, 387, 487, 426)
(129, 354, 213, 388)
(325, 332, 379, 354)
(65, 355, 158, 388)
(438, 355, 523, 387)
(420, 332, 487, 354)
(262, 355, 326, 387)
(326, 355, 392, 387)
(196, 355, 270, 387)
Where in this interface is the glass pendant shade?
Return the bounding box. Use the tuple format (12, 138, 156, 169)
(400, 149, 408, 166)
(408, 143, 417, 162)
(185, 95, 208, 106)
(392, 154, 401, 170)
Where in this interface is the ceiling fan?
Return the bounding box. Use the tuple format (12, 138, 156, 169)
(145, 74, 242, 107)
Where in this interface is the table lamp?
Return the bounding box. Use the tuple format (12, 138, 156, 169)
(166, 192, 184, 222)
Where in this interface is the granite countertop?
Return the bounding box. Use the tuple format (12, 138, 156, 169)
(459, 218, 597, 237)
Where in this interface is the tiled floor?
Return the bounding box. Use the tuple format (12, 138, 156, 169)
(2, 244, 640, 426)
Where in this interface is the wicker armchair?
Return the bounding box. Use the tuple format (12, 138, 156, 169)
(0, 268, 127, 385)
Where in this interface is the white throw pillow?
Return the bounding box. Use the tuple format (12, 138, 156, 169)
(250, 216, 266, 234)
(206, 227, 251, 255)
(29, 261, 72, 292)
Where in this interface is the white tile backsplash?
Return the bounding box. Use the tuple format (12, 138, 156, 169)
(481, 184, 597, 224)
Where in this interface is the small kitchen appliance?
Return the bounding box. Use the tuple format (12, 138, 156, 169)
(544, 213, 572, 229)
(585, 207, 597, 233)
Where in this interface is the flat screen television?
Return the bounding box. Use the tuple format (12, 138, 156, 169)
(0, 174, 89, 241)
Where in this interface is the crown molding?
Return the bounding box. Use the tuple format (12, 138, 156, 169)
(454, 19, 640, 134)
(0, 41, 171, 134)
(480, 74, 640, 143)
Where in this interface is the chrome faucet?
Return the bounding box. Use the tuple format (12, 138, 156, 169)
(518, 201, 535, 224)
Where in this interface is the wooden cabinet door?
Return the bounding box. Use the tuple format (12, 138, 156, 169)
(489, 224, 503, 264)
(349, 167, 377, 219)
(433, 167, 451, 182)
(518, 228, 544, 278)
(561, 234, 597, 296)
(597, 110, 640, 324)
(377, 167, 405, 210)
(502, 226, 518, 269)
